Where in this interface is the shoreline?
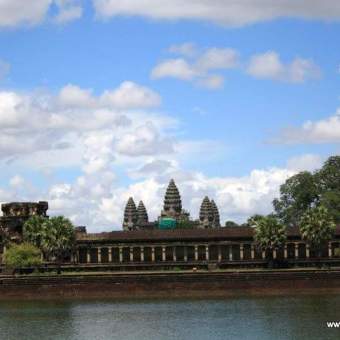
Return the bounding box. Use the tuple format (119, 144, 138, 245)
(1, 269, 340, 300)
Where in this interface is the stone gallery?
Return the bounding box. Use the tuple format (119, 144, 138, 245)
(0, 179, 340, 268)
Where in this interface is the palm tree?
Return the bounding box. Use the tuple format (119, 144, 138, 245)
(41, 216, 75, 268)
(23, 215, 48, 249)
(300, 206, 336, 259)
(254, 215, 287, 266)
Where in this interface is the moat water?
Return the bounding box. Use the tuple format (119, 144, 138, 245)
(0, 295, 339, 340)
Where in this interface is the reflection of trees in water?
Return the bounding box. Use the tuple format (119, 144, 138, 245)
(0, 300, 74, 339)
(0, 297, 340, 339)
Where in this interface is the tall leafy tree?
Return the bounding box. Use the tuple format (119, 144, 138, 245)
(273, 171, 319, 226)
(300, 206, 336, 257)
(41, 216, 75, 263)
(314, 156, 340, 223)
(23, 215, 48, 249)
(254, 216, 287, 258)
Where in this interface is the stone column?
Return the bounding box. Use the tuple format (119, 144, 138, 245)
(108, 247, 112, 262)
(261, 250, 266, 260)
(328, 242, 332, 258)
(130, 247, 134, 262)
(251, 244, 255, 260)
(229, 246, 233, 261)
(98, 248, 102, 264)
(76, 250, 80, 263)
(173, 246, 177, 262)
(194, 245, 198, 261)
(184, 247, 188, 262)
(218, 246, 222, 262)
(151, 247, 155, 262)
(141, 247, 144, 262)
(306, 244, 310, 259)
(119, 247, 123, 263)
(273, 249, 277, 260)
(86, 249, 91, 264)
(284, 245, 288, 259)
(295, 243, 299, 259)
(240, 244, 244, 260)
(162, 246, 166, 261)
(205, 245, 209, 261)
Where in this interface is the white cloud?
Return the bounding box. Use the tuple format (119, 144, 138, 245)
(116, 122, 174, 157)
(276, 108, 340, 144)
(197, 74, 224, 89)
(151, 58, 198, 81)
(100, 81, 161, 109)
(286, 154, 323, 172)
(93, 0, 340, 27)
(196, 48, 239, 71)
(53, 0, 83, 24)
(247, 51, 320, 83)
(152, 45, 319, 88)
(0, 0, 52, 27)
(9, 175, 25, 188)
(151, 46, 239, 89)
(0, 0, 82, 28)
(168, 43, 197, 57)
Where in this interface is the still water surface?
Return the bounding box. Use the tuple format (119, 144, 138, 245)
(0, 295, 339, 340)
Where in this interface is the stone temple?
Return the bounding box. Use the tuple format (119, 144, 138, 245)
(122, 179, 220, 230)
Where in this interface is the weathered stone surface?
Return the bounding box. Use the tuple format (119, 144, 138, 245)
(123, 197, 138, 231)
(210, 199, 221, 228)
(199, 196, 214, 228)
(137, 201, 148, 225)
(0, 201, 49, 244)
(162, 179, 182, 218)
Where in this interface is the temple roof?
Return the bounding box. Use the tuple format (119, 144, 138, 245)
(76, 225, 340, 243)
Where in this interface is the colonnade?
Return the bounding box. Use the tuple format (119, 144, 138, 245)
(75, 241, 339, 264)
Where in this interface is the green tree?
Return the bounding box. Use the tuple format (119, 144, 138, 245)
(41, 216, 75, 263)
(254, 216, 287, 259)
(225, 221, 239, 228)
(4, 243, 42, 269)
(23, 215, 48, 249)
(273, 171, 319, 226)
(314, 156, 340, 223)
(299, 206, 336, 258)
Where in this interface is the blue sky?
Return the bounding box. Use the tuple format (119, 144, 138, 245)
(0, 1, 339, 231)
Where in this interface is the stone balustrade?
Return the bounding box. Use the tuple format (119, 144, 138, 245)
(75, 241, 340, 264)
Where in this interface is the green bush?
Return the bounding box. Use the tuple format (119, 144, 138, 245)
(3, 243, 42, 269)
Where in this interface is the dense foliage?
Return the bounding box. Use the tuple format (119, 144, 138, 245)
(4, 243, 42, 268)
(254, 216, 287, 252)
(273, 156, 340, 225)
(23, 215, 75, 262)
(299, 206, 336, 252)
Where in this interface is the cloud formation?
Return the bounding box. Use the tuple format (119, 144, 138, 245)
(246, 51, 320, 83)
(151, 45, 239, 89)
(93, 0, 340, 27)
(275, 108, 340, 144)
(0, 0, 82, 27)
(151, 44, 319, 88)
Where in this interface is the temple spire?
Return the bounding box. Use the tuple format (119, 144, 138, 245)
(210, 199, 220, 228)
(162, 179, 182, 219)
(199, 196, 214, 228)
(123, 197, 138, 231)
(137, 200, 148, 225)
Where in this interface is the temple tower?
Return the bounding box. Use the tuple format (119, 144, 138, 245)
(199, 196, 214, 228)
(210, 199, 221, 228)
(137, 200, 149, 226)
(161, 179, 182, 220)
(123, 197, 138, 231)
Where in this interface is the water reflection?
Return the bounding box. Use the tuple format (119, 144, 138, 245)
(0, 295, 339, 340)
